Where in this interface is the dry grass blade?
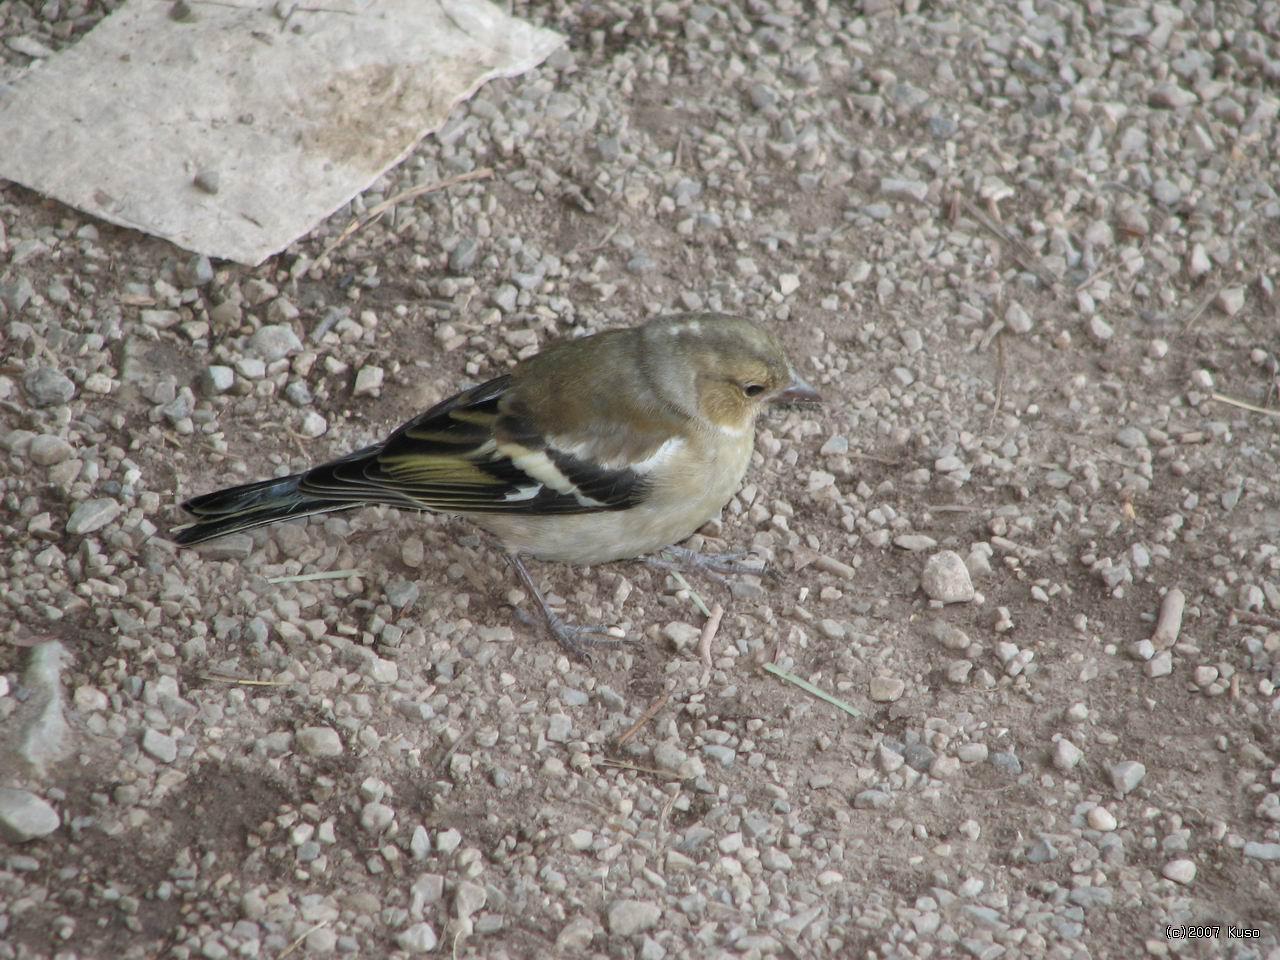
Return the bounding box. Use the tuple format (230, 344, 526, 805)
(197, 673, 289, 686)
(267, 569, 362, 584)
(959, 196, 1056, 289)
(667, 569, 711, 617)
(598, 758, 682, 779)
(1209, 392, 1280, 418)
(698, 602, 725, 669)
(762, 662, 862, 719)
(616, 693, 671, 747)
(319, 166, 494, 260)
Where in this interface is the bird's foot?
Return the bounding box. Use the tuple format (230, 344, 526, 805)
(646, 544, 770, 583)
(513, 608, 626, 663)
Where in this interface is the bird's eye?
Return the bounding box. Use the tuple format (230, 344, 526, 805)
(742, 383, 766, 398)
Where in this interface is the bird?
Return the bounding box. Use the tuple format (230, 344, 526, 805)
(171, 312, 820, 660)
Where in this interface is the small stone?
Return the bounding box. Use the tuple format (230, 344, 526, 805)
(1087, 315, 1114, 342)
(1145, 651, 1173, 678)
(353, 366, 384, 397)
(24, 368, 76, 406)
(449, 238, 480, 272)
(141, 728, 178, 764)
(921, 551, 975, 603)
(546, 714, 572, 743)
(1189, 368, 1215, 391)
(1026, 836, 1058, 863)
(1005, 301, 1033, 333)
(249, 324, 303, 361)
(1115, 426, 1146, 449)
(1110, 760, 1146, 795)
(29, 435, 73, 466)
(778, 273, 801, 296)
(201, 365, 235, 395)
(880, 178, 929, 203)
(1163, 859, 1196, 885)
(360, 802, 395, 834)
(395, 923, 438, 954)
(296, 726, 343, 757)
(1052, 738, 1083, 772)
(607, 899, 661, 937)
(895, 534, 937, 551)
(0, 788, 60, 842)
(1087, 807, 1117, 832)
(1149, 82, 1196, 109)
(1187, 243, 1211, 278)
(1216, 287, 1245, 316)
(454, 880, 487, 920)
(299, 412, 328, 438)
(66, 499, 121, 535)
(662, 622, 701, 652)
(869, 676, 905, 702)
(1243, 842, 1280, 861)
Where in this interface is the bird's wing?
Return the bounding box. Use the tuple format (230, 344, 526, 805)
(296, 375, 674, 515)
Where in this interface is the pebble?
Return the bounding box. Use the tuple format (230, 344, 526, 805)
(607, 899, 661, 937)
(395, 923, 438, 954)
(1162, 859, 1196, 885)
(1087, 807, 1117, 832)
(141, 728, 178, 764)
(0, 788, 60, 842)
(299, 412, 328, 437)
(1109, 761, 1146, 795)
(353, 365, 384, 397)
(1005, 301, 1033, 333)
(29, 434, 73, 466)
(296, 726, 343, 757)
(66, 499, 121, 535)
(23, 367, 76, 406)
(1052, 738, 1083, 772)
(869, 676, 905, 702)
(921, 551, 975, 603)
(1243, 842, 1280, 861)
(249, 324, 303, 361)
(1216, 287, 1246, 316)
(201, 365, 235, 394)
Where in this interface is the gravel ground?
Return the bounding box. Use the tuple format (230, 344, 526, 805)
(3, 1, 1280, 957)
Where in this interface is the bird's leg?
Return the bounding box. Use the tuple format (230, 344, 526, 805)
(645, 544, 770, 583)
(506, 554, 625, 662)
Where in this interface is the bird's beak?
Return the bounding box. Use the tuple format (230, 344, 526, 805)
(777, 372, 822, 404)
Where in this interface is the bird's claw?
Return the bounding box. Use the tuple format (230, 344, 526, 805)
(648, 544, 771, 580)
(513, 607, 626, 663)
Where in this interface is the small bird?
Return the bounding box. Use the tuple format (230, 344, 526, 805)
(172, 313, 819, 659)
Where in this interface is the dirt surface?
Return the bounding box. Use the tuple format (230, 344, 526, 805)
(2, 1, 1280, 958)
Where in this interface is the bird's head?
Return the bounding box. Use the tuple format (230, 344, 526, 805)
(642, 314, 820, 434)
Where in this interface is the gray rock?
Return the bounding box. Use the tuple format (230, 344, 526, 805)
(449, 238, 479, 272)
(395, 922, 438, 954)
(296, 725, 343, 757)
(142, 728, 178, 763)
(66, 499, 121, 535)
(0, 788, 60, 842)
(201, 365, 235, 395)
(1109, 760, 1146, 795)
(24, 367, 76, 406)
(1026, 836, 1058, 863)
(248, 324, 303, 361)
(921, 551, 975, 603)
(10, 641, 72, 777)
(29, 434, 73, 466)
(607, 899, 661, 936)
(1243, 841, 1280, 861)
(546, 714, 572, 743)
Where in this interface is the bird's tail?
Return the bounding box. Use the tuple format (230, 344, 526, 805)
(170, 473, 353, 544)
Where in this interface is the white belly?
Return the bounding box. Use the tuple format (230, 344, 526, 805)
(471, 431, 752, 564)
